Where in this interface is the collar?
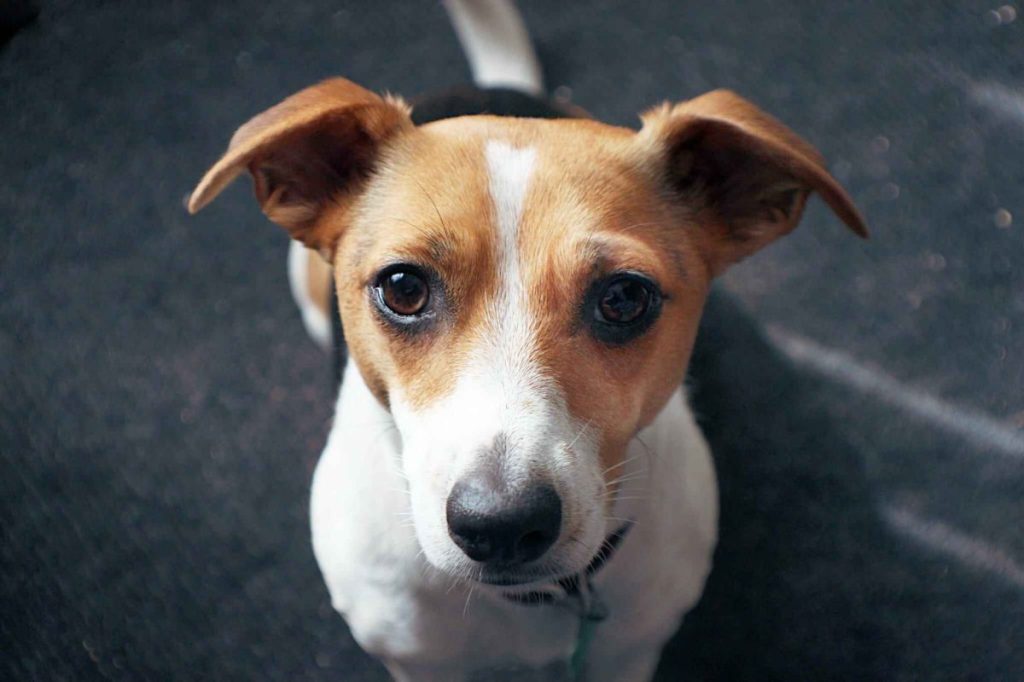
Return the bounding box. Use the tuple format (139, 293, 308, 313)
(501, 522, 633, 680)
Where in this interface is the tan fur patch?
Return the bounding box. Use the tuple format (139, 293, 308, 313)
(323, 116, 717, 481)
(189, 79, 864, 493)
(188, 85, 864, 490)
(511, 126, 713, 475)
(331, 122, 500, 409)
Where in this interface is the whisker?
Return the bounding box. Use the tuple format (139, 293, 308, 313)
(633, 433, 666, 467)
(604, 471, 648, 487)
(413, 179, 454, 241)
(617, 221, 663, 234)
(391, 217, 434, 239)
(601, 451, 645, 477)
(462, 569, 480, 619)
(566, 418, 593, 452)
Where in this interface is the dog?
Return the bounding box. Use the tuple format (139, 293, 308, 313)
(188, 1, 867, 679)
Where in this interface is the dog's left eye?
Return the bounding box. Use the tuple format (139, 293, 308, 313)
(588, 273, 662, 344)
(375, 266, 430, 317)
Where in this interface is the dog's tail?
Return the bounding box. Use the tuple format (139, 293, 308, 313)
(288, 241, 334, 352)
(443, 0, 544, 95)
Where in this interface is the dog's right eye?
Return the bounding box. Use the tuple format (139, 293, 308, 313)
(375, 266, 430, 317)
(586, 272, 663, 345)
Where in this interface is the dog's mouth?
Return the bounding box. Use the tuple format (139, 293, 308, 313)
(477, 569, 555, 588)
(473, 522, 633, 591)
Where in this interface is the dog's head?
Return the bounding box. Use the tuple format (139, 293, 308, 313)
(191, 78, 865, 586)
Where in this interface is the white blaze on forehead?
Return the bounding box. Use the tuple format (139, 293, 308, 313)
(486, 140, 536, 236)
(386, 141, 606, 574)
(483, 140, 542, 398)
(392, 141, 547, 435)
(485, 139, 535, 308)
(393, 140, 556, 482)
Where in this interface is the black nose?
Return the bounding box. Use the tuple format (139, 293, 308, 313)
(446, 476, 562, 565)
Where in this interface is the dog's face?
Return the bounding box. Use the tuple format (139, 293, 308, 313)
(191, 79, 865, 586)
(334, 120, 712, 583)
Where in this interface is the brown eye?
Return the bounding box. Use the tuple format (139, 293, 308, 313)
(598, 277, 650, 324)
(378, 268, 430, 317)
(588, 272, 662, 345)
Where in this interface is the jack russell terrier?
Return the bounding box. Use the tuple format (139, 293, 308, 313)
(188, 1, 867, 679)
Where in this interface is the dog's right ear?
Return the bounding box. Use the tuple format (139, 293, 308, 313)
(188, 78, 413, 255)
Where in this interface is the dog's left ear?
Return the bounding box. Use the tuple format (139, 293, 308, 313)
(188, 78, 413, 255)
(637, 90, 867, 276)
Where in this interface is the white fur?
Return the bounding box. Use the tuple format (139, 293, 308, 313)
(311, 363, 718, 681)
(308, 139, 719, 679)
(443, 0, 544, 95)
(287, 240, 332, 351)
(387, 142, 606, 581)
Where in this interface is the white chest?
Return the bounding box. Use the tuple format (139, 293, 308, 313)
(309, 364, 717, 676)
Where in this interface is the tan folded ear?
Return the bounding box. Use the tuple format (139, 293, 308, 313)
(637, 90, 867, 275)
(188, 78, 413, 253)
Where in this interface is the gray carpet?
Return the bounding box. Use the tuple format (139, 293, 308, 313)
(2, 1, 1022, 680)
